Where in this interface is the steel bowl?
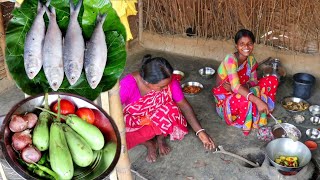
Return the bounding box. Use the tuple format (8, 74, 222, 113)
(198, 67, 215, 79)
(181, 82, 203, 95)
(309, 105, 320, 116)
(266, 138, 312, 172)
(0, 92, 121, 180)
(272, 123, 301, 140)
(306, 128, 320, 140)
(172, 70, 185, 81)
(310, 116, 320, 125)
(281, 96, 310, 112)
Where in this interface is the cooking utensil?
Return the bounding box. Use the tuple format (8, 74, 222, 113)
(281, 97, 309, 112)
(266, 138, 311, 172)
(269, 114, 299, 142)
(198, 67, 215, 79)
(309, 105, 320, 116)
(181, 82, 203, 95)
(272, 123, 301, 140)
(213, 145, 259, 167)
(0, 92, 121, 180)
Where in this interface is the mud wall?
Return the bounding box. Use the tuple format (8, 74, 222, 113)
(140, 32, 320, 79)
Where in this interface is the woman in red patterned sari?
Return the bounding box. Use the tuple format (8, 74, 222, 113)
(120, 55, 215, 163)
(212, 29, 279, 136)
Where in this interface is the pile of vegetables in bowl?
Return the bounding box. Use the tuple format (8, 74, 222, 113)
(1, 92, 120, 180)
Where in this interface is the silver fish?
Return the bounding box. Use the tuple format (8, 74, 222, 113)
(84, 14, 107, 89)
(63, 0, 84, 85)
(42, 6, 64, 91)
(23, 0, 51, 79)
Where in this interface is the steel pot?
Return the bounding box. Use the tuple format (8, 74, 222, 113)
(265, 138, 311, 172)
(0, 92, 121, 180)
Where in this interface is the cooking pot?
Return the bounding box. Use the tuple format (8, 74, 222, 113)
(266, 138, 311, 172)
(0, 92, 121, 179)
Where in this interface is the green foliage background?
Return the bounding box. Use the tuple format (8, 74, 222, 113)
(5, 0, 127, 100)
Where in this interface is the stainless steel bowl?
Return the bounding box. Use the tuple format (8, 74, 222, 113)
(0, 92, 121, 180)
(310, 116, 320, 125)
(272, 123, 301, 140)
(181, 82, 203, 95)
(266, 138, 312, 172)
(281, 96, 310, 112)
(309, 105, 320, 116)
(306, 128, 320, 140)
(198, 67, 215, 79)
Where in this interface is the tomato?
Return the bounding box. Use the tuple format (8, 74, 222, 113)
(52, 99, 76, 115)
(76, 107, 95, 124)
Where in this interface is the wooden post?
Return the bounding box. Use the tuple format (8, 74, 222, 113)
(138, 0, 143, 43)
(0, 4, 11, 80)
(108, 80, 132, 180)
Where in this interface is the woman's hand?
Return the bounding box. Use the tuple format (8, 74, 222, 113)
(255, 98, 269, 114)
(222, 82, 231, 92)
(198, 131, 216, 150)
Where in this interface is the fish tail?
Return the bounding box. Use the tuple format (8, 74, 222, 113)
(96, 13, 107, 25)
(69, 0, 75, 14)
(45, 0, 51, 7)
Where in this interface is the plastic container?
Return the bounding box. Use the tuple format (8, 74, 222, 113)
(293, 73, 315, 100)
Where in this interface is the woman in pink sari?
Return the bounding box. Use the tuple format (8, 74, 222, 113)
(120, 55, 215, 163)
(212, 29, 279, 136)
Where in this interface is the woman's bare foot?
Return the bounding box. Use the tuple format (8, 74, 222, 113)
(157, 135, 171, 156)
(142, 140, 157, 163)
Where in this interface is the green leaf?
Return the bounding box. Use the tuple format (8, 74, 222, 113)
(6, 0, 127, 100)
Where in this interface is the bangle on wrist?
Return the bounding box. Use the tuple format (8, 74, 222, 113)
(196, 129, 205, 136)
(246, 92, 253, 101)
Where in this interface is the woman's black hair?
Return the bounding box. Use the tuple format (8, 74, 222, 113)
(139, 54, 174, 84)
(234, 29, 255, 44)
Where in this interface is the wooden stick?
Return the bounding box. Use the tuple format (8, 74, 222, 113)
(0, 4, 11, 80)
(138, 0, 143, 43)
(108, 80, 133, 180)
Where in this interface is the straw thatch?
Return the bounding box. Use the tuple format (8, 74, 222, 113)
(142, 0, 320, 54)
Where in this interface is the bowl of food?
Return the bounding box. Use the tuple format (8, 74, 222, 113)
(310, 116, 320, 125)
(306, 128, 320, 140)
(281, 96, 309, 112)
(172, 70, 185, 81)
(304, 140, 318, 151)
(309, 105, 320, 116)
(272, 123, 301, 140)
(198, 67, 215, 79)
(0, 92, 121, 180)
(181, 82, 203, 95)
(266, 138, 311, 172)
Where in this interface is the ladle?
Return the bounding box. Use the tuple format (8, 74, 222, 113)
(269, 113, 298, 141)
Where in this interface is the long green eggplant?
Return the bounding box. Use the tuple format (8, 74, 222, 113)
(65, 115, 104, 150)
(36, 107, 105, 150)
(33, 93, 50, 151)
(62, 124, 94, 167)
(49, 122, 73, 179)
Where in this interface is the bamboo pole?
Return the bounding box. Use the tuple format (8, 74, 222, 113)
(0, 4, 11, 80)
(108, 80, 132, 180)
(138, 0, 143, 43)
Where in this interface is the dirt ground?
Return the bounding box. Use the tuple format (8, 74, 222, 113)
(0, 44, 319, 180)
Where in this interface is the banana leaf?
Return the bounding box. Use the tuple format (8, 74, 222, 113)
(5, 0, 127, 101)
